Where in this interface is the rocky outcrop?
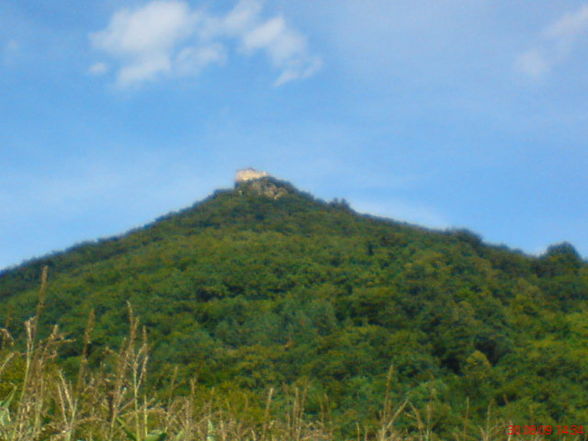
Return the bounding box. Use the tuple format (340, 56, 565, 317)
(235, 176, 289, 199)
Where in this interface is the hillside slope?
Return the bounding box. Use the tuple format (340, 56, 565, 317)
(1, 177, 587, 433)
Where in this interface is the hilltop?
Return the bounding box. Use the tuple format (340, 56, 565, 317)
(1, 175, 587, 435)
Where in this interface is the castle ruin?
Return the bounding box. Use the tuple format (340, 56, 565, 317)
(235, 168, 270, 183)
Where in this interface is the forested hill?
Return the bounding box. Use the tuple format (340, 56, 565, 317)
(1, 176, 587, 433)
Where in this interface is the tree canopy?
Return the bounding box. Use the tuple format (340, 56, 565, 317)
(1, 178, 587, 436)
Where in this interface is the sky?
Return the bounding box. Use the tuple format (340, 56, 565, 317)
(1, 0, 588, 269)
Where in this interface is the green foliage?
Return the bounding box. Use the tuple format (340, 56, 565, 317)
(0, 178, 586, 434)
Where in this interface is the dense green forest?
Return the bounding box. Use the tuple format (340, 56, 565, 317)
(1, 177, 587, 438)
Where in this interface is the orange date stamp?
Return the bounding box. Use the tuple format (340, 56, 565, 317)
(507, 425, 585, 436)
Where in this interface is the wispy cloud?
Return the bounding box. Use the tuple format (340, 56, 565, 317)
(516, 4, 588, 78)
(88, 62, 109, 75)
(351, 198, 449, 230)
(239, 15, 322, 86)
(89, 0, 320, 87)
(2, 39, 20, 65)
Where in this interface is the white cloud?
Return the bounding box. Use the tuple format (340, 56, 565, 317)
(221, 0, 262, 36)
(90, 1, 199, 86)
(241, 16, 323, 86)
(90, 0, 320, 87)
(88, 62, 109, 75)
(243, 16, 286, 51)
(546, 4, 588, 40)
(515, 49, 550, 78)
(516, 4, 588, 78)
(175, 43, 226, 75)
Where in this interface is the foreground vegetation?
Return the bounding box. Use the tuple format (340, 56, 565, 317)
(1, 299, 582, 441)
(1, 178, 587, 438)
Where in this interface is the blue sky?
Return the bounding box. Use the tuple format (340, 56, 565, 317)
(1, 0, 588, 269)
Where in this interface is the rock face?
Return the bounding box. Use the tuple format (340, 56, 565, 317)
(234, 169, 288, 199)
(241, 178, 288, 199)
